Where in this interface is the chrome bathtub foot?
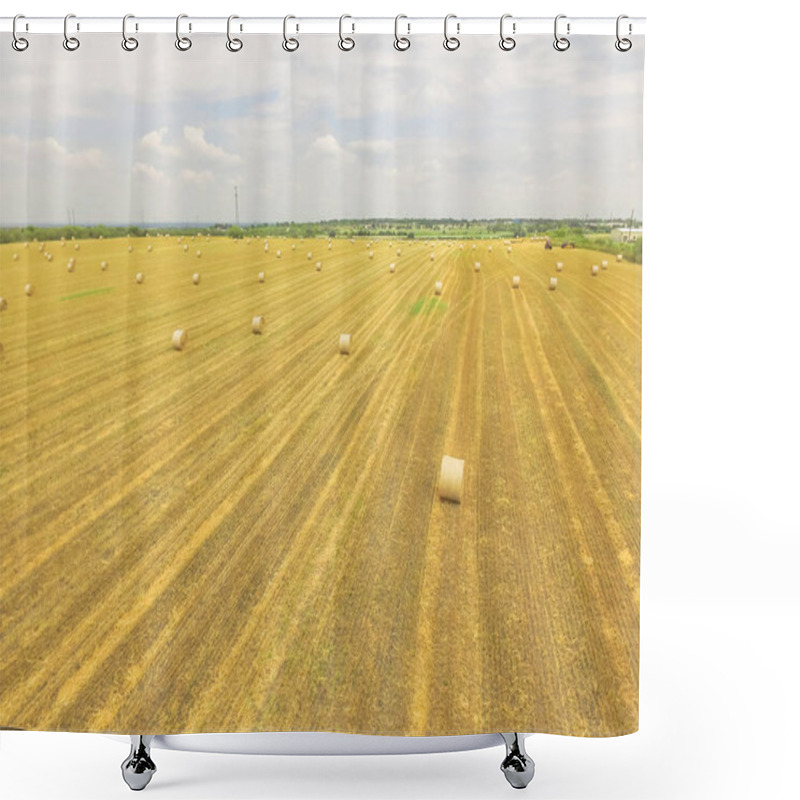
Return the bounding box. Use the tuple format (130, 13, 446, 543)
(121, 735, 156, 791)
(500, 733, 535, 789)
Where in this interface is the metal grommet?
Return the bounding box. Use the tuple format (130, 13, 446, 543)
(12, 14, 29, 51)
(121, 14, 139, 51)
(338, 14, 355, 51)
(226, 15, 243, 52)
(394, 14, 410, 51)
(175, 13, 192, 51)
(554, 14, 570, 51)
(282, 15, 299, 52)
(615, 14, 632, 51)
(499, 14, 516, 51)
(63, 13, 80, 51)
(443, 14, 460, 51)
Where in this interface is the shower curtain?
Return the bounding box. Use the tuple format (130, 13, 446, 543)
(0, 24, 644, 739)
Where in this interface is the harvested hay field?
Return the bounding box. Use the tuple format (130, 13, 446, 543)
(0, 235, 640, 737)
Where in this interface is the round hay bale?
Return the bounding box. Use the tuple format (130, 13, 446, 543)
(591, 264, 599, 276)
(316, 261, 322, 271)
(135, 272, 144, 284)
(264, 243, 270, 252)
(434, 281, 443, 295)
(74, 243, 80, 250)
(488, 245, 493, 252)
(601, 260, 608, 269)
(128, 245, 133, 253)
(184, 244, 189, 252)
(276, 250, 282, 258)
(369, 251, 374, 259)
(549, 277, 558, 291)
(0, 297, 7, 311)
(25, 284, 34, 296)
(12, 252, 19, 261)
(512, 275, 521, 288)
(339, 333, 351, 355)
(507, 246, 512, 253)
(307, 252, 313, 260)
(474, 262, 481, 272)
(100, 260, 108, 271)
(397, 248, 402, 256)
(258, 271, 265, 283)
(291, 243, 296, 250)
(172, 329, 187, 350)
(192, 273, 201, 285)
(439, 455, 464, 503)
(459, 244, 463, 250)
(556, 262, 563, 272)
(196, 250, 202, 258)
(389, 263, 396, 273)
(328, 243, 332, 250)
(430, 253, 435, 261)
(252, 315, 265, 334)
(45, 253, 52, 261)
(66, 260, 75, 272)
(616, 253, 623, 262)
(147, 245, 153, 252)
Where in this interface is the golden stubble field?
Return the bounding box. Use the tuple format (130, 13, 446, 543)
(0, 234, 640, 737)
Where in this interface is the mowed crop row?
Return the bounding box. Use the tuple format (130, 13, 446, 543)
(0, 236, 640, 737)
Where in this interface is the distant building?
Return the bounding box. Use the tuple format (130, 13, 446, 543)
(612, 227, 643, 243)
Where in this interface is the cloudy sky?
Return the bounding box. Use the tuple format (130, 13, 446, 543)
(0, 33, 643, 225)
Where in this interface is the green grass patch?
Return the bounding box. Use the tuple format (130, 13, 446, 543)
(59, 287, 114, 302)
(410, 297, 448, 316)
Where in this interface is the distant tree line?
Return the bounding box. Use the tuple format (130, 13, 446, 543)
(2, 218, 642, 263)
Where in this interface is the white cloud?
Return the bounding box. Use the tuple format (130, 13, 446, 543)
(140, 128, 179, 158)
(1, 135, 106, 171)
(180, 168, 214, 186)
(348, 139, 395, 156)
(133, 162, 168, 183)
(309, 134, 354, 162)
(183, 126, 240, 164)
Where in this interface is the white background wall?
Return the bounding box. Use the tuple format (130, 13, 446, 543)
(2, 2, 798, 798)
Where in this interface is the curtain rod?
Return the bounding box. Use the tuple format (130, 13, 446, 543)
(1, 16, 646, 37)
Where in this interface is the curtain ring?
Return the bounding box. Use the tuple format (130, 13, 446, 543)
(176, 14, 192, 51)
(499, 14, 515, 51)
(554, 14, 570, 51)
(394, 14, 410, 51)
(443, 14, 460, 51)
(121, 14, 139, 51)
(283, 15, 299, 52)
(615, 15, 632, 51)
(226, 15, 243, 51)
(63, 13, 80, 51)
(338, 14, 355, 51)
(12, 14, 29, 51)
